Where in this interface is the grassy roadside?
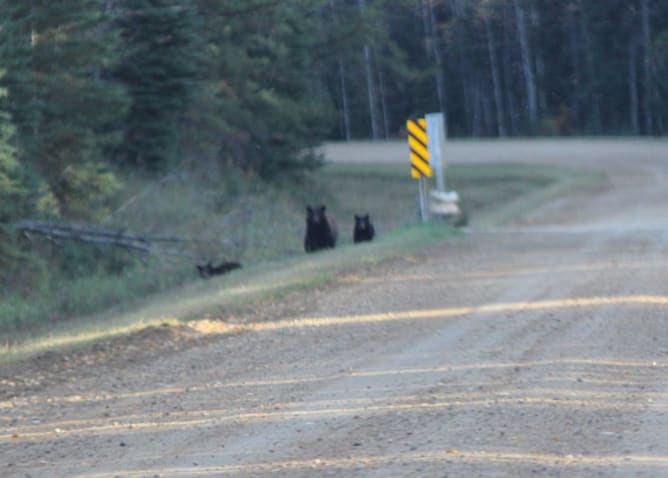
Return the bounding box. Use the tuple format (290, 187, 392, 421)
(0, 160, 601, 362)
(0, 224, 452, 362)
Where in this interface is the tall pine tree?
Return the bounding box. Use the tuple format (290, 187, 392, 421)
(193, 0, 333, 178)
(114, 0, 201, 170)
(0, 71, 24, 222)
(0, 0, 128, 219)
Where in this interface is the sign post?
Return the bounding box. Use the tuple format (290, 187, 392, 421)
(406, 118, 432, 222)
(407, 113, 461, 224)
(425, 112, 446, 191)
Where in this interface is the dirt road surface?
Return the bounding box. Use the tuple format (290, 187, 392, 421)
(2, 139, 668, 477)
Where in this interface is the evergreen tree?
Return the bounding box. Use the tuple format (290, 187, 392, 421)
(192, 0, 333, 178)
(0, 69, 47, 294)
(316, 0, 668, 138)
(321, 0, 414, 140)
(0, 72, 24, 222)
(114, 0, 201, 170)
(0, 0, 128, 219)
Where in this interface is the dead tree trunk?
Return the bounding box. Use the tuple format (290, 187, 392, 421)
(338, 60, 352, 141)
(503, 2, 519, 135)
(641, 0, 653, 134)
(566, 4, 582, 130)
(14, 220, 199, 257)
(513, 0, 538, 133)
(472, 81, 483, 137)
(358, 0, 380, 140)
(377, 65, 391, 139)
(577, 0, 602, 133)
(423, 0, 449, 136)
(483, 12, 507, 137)
(328, 0, 352, 141)
(629, 35, 640, 134)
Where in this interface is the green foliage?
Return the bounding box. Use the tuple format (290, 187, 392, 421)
(0, 67, 32, 222)
(0, 0, 129, 220)
(115, 0, 202, 170)
(0, 113, 23, 222)
(193, 0, 333, 178)
(51, 162, 123, 220)
(0, 72, 38, 293)
(0, 225, 48, 297)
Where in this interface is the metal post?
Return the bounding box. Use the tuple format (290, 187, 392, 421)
(426, 112, 446, 192)
(418, 176, 429, 223)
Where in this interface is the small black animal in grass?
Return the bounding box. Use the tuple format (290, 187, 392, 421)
(353, 214, 375, 243)
(196, 261, 242, 278)
(304, 205, 338, 253)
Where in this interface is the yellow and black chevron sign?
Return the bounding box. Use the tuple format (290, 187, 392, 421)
(406, 118, 432, 178)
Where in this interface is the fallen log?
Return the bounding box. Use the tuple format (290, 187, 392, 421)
(13, 220, 197, 257)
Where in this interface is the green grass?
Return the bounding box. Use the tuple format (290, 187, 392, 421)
(0, 159, 599, 361)
(0, 224, 453, 362)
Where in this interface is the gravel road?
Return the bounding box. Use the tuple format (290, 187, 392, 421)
(2, 139, 668, 477)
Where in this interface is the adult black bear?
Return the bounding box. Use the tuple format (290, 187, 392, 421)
(304, 205, 338, 253)
(353, 214, 375, 243)
(196, 261, 242, 278)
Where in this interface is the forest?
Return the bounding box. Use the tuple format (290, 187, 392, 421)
(0, 0, 667, 329)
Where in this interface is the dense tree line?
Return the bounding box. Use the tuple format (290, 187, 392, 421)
(0, 0, 667, 227)
(321, 0, 668, 139)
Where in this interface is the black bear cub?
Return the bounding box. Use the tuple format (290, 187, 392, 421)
(196, 261, 242, 278)
(304, 205, 338, 253)
(353, 214, 375, 243)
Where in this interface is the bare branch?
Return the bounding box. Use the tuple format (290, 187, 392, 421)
(13, 220, 205, 258)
